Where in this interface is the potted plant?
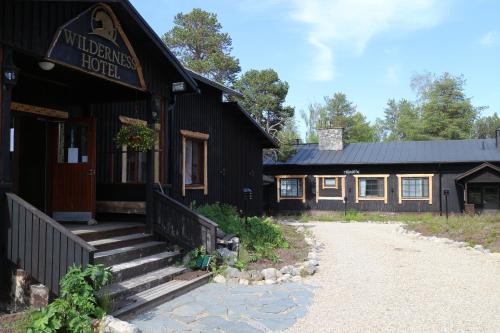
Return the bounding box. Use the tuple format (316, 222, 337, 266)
(114, 123, 156, 152)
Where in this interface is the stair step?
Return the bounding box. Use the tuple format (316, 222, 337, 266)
(111, 251, 181, 282)
(89, 233, 154, 251)
(94, 241, 169, 266)
(99, 266, 187, 304)
(112, 273, 212, 320)
(69, 222, 145, 242)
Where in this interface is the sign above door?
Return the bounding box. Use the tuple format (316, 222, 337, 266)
(47, 3, 146, 91)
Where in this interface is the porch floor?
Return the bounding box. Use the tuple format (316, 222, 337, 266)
(64, 222, 145, 237)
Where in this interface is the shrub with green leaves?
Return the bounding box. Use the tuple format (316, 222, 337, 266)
(195, 203, 288, 263)
(27, 264, 112, 333)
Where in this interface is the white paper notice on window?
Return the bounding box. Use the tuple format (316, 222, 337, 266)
(82, 155, 88, 163)
(68, 148, 79, 163)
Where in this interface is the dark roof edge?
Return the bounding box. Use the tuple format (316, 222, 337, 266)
(456, 162, 500, 181)
(224, 101, 279, 149)
(122, 0, 200, 93)
(186, 69, 243, 98)
(265, 160, 500, 166)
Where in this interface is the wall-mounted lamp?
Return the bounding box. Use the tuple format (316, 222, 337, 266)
(172, 81, 186, 93)
(3, 59, 19, 88)
(38, 61, 55, 71)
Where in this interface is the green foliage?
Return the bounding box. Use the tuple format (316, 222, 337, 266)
(274, 119, 299, 162)
(233, 69, 295, 137)
(27, 265, 112, 333)
(162, 8, 240, 85)
(194, 203, 288, 263)
(114, 124, 156, 152)
(186, 246, 211, 270)
(301, 92, 377, 143)
(474, 112, 500, 139)
(376, 99, 425, 141)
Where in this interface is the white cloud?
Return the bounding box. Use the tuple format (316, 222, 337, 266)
(286, 0, 449, 81)
(479, 31, 497, 46)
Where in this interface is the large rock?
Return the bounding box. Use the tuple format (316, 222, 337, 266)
(213, 275, 226, 284)
(239, 271, 251, 280)
(239, 279, 249, 285)
(308, 259, 319, 267)
(217, 248, 238, 266)
(248, 270, 264, 281)
(290, 267, 301, 276)
(280, 265, 295, 275)
(261, 268, 279, 281)
(30, 284, 48, 309)
(224, 267, 241, 279)
(302, 264, 317, 276)
(98, 315, 141, 333)
(278, 274, 291, 283)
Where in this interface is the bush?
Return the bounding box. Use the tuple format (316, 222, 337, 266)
(195, 203, 288, 263)
(27, 264, 112, 333)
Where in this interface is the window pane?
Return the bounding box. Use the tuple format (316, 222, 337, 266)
(185, 140, 193, 185)
(359, 178, 384, 197)
(280, 178, 302, 198)
(324, 178, 337, 187)
(185, 138, 205, 186)
(402, 177, 429, 198)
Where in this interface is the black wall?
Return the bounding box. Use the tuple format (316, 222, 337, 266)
(169, 84, 266, 216)
(263, 163, 498, 214)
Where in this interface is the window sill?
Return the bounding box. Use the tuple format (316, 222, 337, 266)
(358, 197, 385, 201)
(279, 197, 304, 200)
(186, 185, 206, 190)
(400, 197, 432, 204)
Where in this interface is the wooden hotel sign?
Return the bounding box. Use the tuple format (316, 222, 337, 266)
(47, 3, 146, 90)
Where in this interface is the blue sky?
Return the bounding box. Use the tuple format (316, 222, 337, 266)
(131, 0, 500, 139)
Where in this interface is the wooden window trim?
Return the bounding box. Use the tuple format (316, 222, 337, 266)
(276, 175, 306, 203)
(354, 174, 389, 204)
(181, 130, 208, 196)
(314, 175, 346, 203)
(11, 102, 68, 119)
(322, 177, 339, 189)
(396, 174, 434, 204)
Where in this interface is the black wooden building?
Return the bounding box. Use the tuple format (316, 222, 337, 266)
(0, 0, 273, 309)
(264, 128, 500, 215)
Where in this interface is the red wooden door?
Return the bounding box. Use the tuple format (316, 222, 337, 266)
(51, 118, 96, 222)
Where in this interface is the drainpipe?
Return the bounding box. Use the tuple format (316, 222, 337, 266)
(166, 94, 176, 196)
(438, 164, 442, 216)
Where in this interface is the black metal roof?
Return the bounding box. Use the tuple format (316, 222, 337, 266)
(265, 139, 500, 165)
(186, 69, 243, 98)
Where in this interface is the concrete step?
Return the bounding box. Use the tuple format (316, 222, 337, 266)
(94, 241, 169, 266)
(112, 273, 212, 320)
(89, 233, 154, 251)
(68, 222, 146, 242)
(110, 251, 181, 283)
(99, 266, 187, 305)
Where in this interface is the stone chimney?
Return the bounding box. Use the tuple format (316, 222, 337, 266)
(318, 128, 344, 151)
(496, 128, 500, 149)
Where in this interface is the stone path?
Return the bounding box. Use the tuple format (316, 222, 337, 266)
(130, 282, 313, 333)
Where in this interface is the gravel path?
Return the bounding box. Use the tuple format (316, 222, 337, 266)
(286, 222, 500, 333)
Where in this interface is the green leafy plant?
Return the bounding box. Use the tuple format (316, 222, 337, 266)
(27, 264, 112, 333)
(195, 203, 288, 264)
(114, 124, 156, 152)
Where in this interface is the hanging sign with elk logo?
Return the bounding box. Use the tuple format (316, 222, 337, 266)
(47, 3, 146, 90)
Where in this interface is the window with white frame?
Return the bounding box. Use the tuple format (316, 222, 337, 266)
(181, 130, 208, 196)
(322, 177, 338, 189)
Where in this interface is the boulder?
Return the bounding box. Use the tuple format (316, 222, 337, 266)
(30, 284, 48, 309)
(280, 265, 294, 275)
(290, 276, 302, 282)
(308, 252, 317, 260)
(261, 268, 279, 281)
(290, 267, 301, 276)
(239, 279, 249, 286)
(239, 271, 251, 280)
(213, 275, 226, 284)
(308, 259, 319, 267)
(302, 264, 317, 276)
(225, 267, 241, 279)
(98, 315, 141, 333)
(296, 226, 305, 233)
(217, 248, 238, 266)
(278, 274, 291, 283)
(248, 270, 264, 281)
(264, 279, 277, 285)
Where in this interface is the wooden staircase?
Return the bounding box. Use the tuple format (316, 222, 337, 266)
(69, 222, 211, 320)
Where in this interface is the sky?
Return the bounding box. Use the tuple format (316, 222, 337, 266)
(130, 0, 500, 139)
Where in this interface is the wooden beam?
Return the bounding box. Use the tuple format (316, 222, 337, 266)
(182, 136, 186, 197)
(315, 177, 319, 203)
(180, 129, 209, 140)
(203, 140, 208, 195)
(119, 115, 160, 131)
(11, 102, 68, 119)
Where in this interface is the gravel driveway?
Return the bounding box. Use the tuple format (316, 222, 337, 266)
(286, 222, 500, 333)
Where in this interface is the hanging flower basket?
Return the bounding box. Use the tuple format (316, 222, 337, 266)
(114, 123, 156, 152)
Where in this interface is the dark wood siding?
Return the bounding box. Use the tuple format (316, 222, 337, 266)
(170, 85, 265, 216)
(263, 163, 497, 214)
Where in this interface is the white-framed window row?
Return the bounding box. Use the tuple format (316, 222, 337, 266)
(314, 175, 346, 203)
(276, 175, 307, 203)
(396, 174, 433, 204)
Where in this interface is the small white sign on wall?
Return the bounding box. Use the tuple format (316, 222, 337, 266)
(68, 148, 79, 163)
(10, 128, 14, 152)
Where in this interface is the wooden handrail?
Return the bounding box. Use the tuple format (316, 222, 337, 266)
(6, 193, 96, 252)
(5, 192, 96, 295)
(152, 190, 218, 252)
